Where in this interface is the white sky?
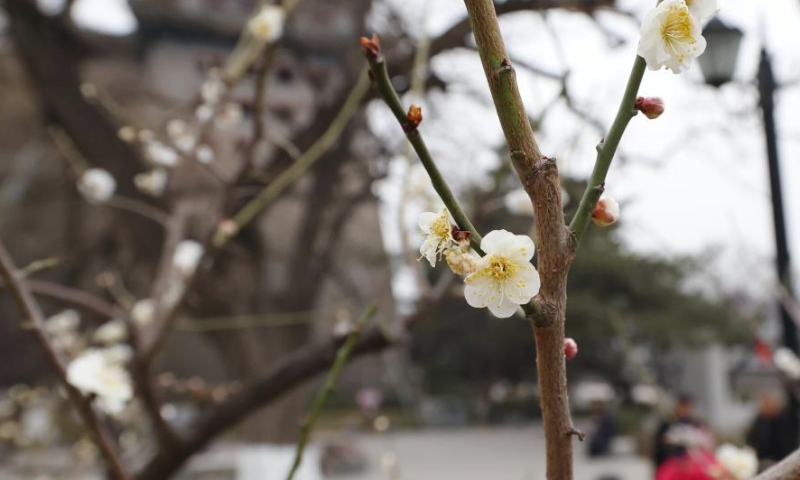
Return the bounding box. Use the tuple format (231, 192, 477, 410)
(50, 0, 800, 301)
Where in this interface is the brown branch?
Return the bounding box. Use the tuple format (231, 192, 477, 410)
(0, 278, 119, 318)
(0, 239, 132, 480)
(135, 275, 453, 480)
(753, 448, 800, 480)
(462, 1, 574, 479)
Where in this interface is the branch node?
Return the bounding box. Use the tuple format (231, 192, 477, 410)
(568, 427, 587, 442)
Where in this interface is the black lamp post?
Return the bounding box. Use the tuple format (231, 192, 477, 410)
(698, 19, 799, 443)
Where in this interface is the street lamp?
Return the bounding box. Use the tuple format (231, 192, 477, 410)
(699, 18, 799, 444)
(697, 19, 744, 87)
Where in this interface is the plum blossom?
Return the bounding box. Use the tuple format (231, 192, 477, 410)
(715, 444, 758, 480)
(685, 0, 718, 21)
(134, 168, 168, 197)
(45, 310, 81, 353)
(67, 346, 133, 416)
(591, 196, 620, 227)
(131, 298, 156, 326)
(446, 248, 478, 276)
(418, 208, 455, 267)
(78, 168, 116, 204)
(144, 141, 180, 167)
(637, 0, 708, 73)
(504, 189, 533, 216)
(248, 5, 285, 42)
(92, 319, 127, 345)
(173, 240, 204, 277)
(774, 347, 800, 380)
(464, 230, 540, 318)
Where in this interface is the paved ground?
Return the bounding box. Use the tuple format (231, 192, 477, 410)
(325, 425, 652, 480)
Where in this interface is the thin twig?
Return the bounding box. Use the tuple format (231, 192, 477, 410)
(362, 38, 484, 255)
(0, 240, 132, 480)
(213, 67, 371, 248)
(106, 196, 171, 227)
(568, 56, 646, 247)
(285, 305, 376, 480)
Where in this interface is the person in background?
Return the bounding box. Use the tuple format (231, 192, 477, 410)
(653, 394, 709, 469)
(747, 393, 797, 471)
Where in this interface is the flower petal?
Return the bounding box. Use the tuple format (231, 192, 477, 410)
(464, 274, 500, 309)
(418, 212, 438, 233)
(488, 295, 520, 318)
(504, 264, 540, 304)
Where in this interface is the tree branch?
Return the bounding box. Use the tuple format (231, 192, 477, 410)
(0, 239, 132, 480)
(568, 56, 646, 247)
(285, 305, 376, 480)
(362, 38, 484, 255)
(461, 0, 574, 478)
(135, 276, 452, 480)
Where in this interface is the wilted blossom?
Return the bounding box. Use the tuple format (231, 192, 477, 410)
(67, 346, 134, 416)
(173, 240, 204, 277)
(715, 444, 758, 480)
(248, 5, 285, 42)
(78, 168, 116, 204)
(418, 208, 455, 267)
(637, 0, 710, 73)
(446, 248, 479, 276)
(464, 230, 541, 318)
(134, 168, 168, 197)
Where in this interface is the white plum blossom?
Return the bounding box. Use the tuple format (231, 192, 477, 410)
(464, 230, 541, 318)
(131, 298, 156, 326)
(173, 240, 204, 277)
(685, 0, 718, 21)
(144, 141, 180, 167)
(591, 196, 620, 227)
(166, 119, 187, 139)
(715, 444, 758, 480)
(196, 104, 214, 123)
(78, 168, 116, 204)
(774, 347, 800, 380)
(45, 310, 81, 352)
(201, 77, 226, 105)
(67, 346, 134, 416)
(134, 168, 168, 197)
(504, 189, 533, 216)
(418, 208, 455, 267)
(248, 5, 285, 42)
(196, 145, 214, 164)
(92, 319, 127, 345)
(637, 0, 708, 74)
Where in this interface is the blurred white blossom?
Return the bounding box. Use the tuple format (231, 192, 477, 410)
(637, 0, 708, 74)
(131, 298, 156, 327)
(93, 319, 127, 345)
(145, 141, 180, 167)
(774, 347, 800, 380)
(715, 444, 758, 480)
(464, 230, 540, 318)
(504, 189, 533, 216)
(201, 77, 226, 105)
(248, 5, 285, 42)
(45, 309, 81, 353)
(67, 346, 133, 416)
(78, 168, 116, 204)
(134, 168, 168, 197)
(686, 0, 718, 21)
(173, 240, 204, 277)
(196, 144, 215, 164)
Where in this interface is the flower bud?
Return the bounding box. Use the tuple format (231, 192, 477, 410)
(591, 196, 620, 227)
(446, 248, 478, 276)
(406, 105, 423, 130)
(635, 97, 665, 120)
(359, 34, 382, 61)
(564, 338, 578, 360)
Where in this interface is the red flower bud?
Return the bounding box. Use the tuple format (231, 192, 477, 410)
(359, 34, 382, 61)
(564, 337, 578, 360)
(635, 97, 665, 120)
(591, 196, 620, 227)
(407, 105, 423, 129)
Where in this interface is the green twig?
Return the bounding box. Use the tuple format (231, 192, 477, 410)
(568, 56, 646, 248)
(284, 305, 377, 480)
(213, 67, 371, 248)
(362, 41, 484, 255)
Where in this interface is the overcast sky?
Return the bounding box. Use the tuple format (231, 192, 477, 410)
(45, 0, 800, 301)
